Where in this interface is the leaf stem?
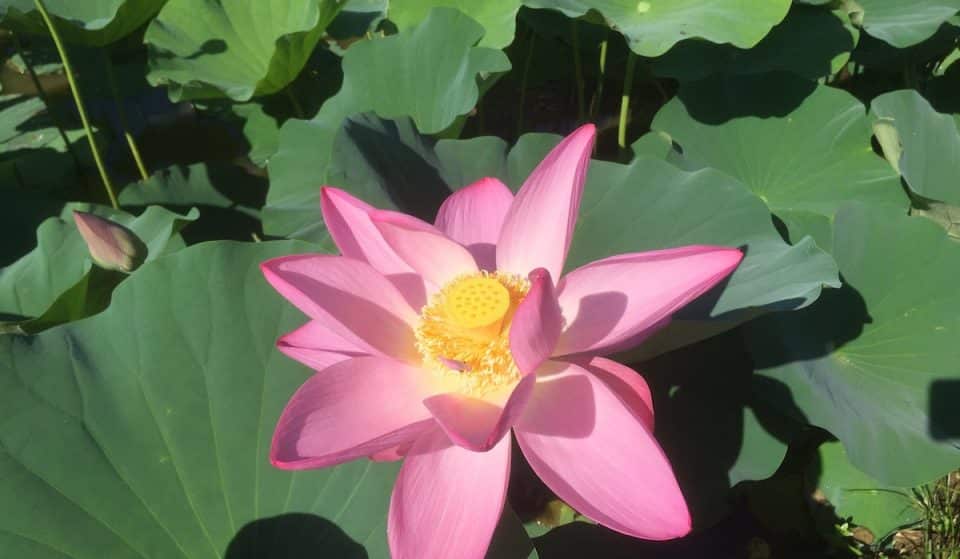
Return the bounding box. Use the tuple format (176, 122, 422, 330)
(590, 35, 608, 122)
(34, 0, 118, 208)
(618, 50, 637, 150)
(103, 50, 149, 181)
(571, 20, 585, 121)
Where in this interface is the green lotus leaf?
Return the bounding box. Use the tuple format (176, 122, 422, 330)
(520, 0, 791, 56)
(855, 0, 960, 48)
(326, 0, 386, 44)
(0, 204, 196, 321)
(0, 0, 166, 46)
(654, 3, 859, 82)
(853, 23, 960, 70)
(145, 0, 343, 101)
(234, 102, 282, 168)
(870, 89, 960, 205)
(652, 73, 909, 242)
(0, 239, 534, 558)
(0, 92, 92, 191)
(264, 8, 510, 239)
(119, 162, 264, 218)
(813, 441, 920, 539)
(506, 134, 840, 319)
(748, 203, 960, 486)
(388, 0, 521, 49)
(0, 94, 81, 150)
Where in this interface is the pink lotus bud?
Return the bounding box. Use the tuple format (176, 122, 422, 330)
(72, 211, 146, 272)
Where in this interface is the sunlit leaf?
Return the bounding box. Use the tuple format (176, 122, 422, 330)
(749, 203, 960, 486)
(145, 0, 343, 101)
(521, 0, 791, 56)
(264, 8, 509, 238)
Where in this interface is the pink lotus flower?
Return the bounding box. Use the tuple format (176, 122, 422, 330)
(261, 124, 742, 559)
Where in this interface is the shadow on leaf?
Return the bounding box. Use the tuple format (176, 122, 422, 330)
(225, 513, 367, 559)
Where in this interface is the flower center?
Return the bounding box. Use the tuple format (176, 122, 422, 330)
(415, 272, 530, 396)
(442, 276, 511, 336)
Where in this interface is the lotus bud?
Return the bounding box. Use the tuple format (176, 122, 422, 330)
(72, 211, 147, 273)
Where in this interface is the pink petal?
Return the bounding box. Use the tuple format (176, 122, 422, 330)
(510, 268, 563, 375)
(369, 443, 410, 462)
(271, 356, 434, 469)
(554, 246, 743, 356)
(496, 124, 596, 279)
(434, 177, 514, 270)
(371, 210, 478, 290)
(321, 187, 411, 274)
(261, 255, 419, 361)
(321, 187, 427, 309)
(389, 428, 511, 559)
(590, 316, 671, 356)
(277, 320, 369, 371)
(515, 362, 691, 540)
(423, 373, 536, 451)
(580, 357, 654, 431)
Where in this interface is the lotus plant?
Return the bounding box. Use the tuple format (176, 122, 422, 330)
(261, 124, 743, 558)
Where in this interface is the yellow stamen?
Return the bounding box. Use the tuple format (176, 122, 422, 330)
(416, 271, 530, 396)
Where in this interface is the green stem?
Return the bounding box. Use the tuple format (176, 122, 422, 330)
(103, 50, 149, 181)
(590, 36, 608, 122)
(618, 51, 637, 150)
(34, 0, 118, 208)
(517, 29, 536, 137)
(571, 21, 585, 121)
(13, 33, 82, 172)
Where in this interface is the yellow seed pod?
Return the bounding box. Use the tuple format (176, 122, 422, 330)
(442, 276, 511, 337)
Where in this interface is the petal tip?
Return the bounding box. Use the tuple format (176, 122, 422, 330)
(275, 332, 297, 351)
(268, 431, 293, 470)
(528, 267, 553, 285)
(574, 122, 597, 137)
(319, 185, 345, 201)
(318, 186, 341, 211)
(472, 176, 508, 190)
(368, 209, 416, 236)
(567, 123, 597, 150)
(259, 258, 281, 281)
(259, 254, 309, 278)
(717, 246, 745, 273)
(268, 453, 287, 469)
(656, 509, 693, 541)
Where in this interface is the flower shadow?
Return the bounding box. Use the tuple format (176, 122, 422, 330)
(523, 328, 826, 557)
(340, 115, 453, 223)
(559, 291, 628, 351)
(518, 372, 595, 438)
(283, 271, 416, 356)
